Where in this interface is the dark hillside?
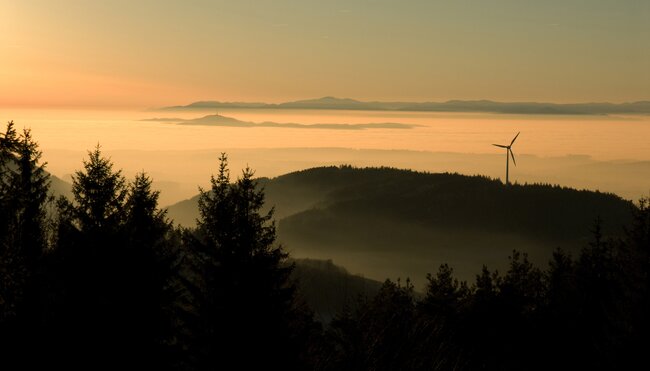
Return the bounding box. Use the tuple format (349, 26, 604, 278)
(168, 166, 633, 286)
(291, 258, 383, 323)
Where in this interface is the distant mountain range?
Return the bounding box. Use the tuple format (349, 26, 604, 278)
(167, 166, 633, 286)
(160, 96, 650, 115)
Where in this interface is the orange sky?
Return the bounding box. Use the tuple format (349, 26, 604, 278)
(1, 0, 648, 109)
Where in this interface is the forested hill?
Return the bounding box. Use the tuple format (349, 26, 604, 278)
(168, 166, 633, 285)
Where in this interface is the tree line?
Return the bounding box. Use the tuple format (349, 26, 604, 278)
(1, 121, 648, 370)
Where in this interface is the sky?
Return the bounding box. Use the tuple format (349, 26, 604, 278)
(1, 0, 649, 108)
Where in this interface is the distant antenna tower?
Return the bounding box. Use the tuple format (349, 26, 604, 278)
(492, 132, 520, 186)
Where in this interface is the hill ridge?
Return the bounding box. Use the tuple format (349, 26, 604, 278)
(166, 166, 632, 287)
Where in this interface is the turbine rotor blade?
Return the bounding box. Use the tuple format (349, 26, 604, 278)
(510, 132, 520, 146)
(492, 144, 508, 148)
(509, 148, 517, 166)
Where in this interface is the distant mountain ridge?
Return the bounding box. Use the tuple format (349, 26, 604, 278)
(160, 96, 650, 115)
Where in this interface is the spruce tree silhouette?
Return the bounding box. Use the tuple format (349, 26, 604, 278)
(0, 121, 21, 326)
(50, 145, 128, 367)
(326, 279, 417, 371)
(8, 129, 51, 264)
(416, 264, 470, 371)
(0, 124, 51, 367)
(542, 249, 582, 370)
(618, 198, 650, 369)
(189, 153, 312, 370)
(122, 172, 179, 368)
(52, 147, 174, 369)
(0, 122, 19, 262)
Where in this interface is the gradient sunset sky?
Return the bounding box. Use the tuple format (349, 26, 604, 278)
(1, 0, 648, 108)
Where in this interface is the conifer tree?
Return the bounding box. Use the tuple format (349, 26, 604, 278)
(7, 129, 51, 262)
(0, 121, 18, 166)
(121, 172, 179, 368)
(0, 121, 19, 247)
(192, 153, 310, 370)
(0, 126, 50, 270)
(327, 279, 417, 371)
(0, 122, 22, 324)
(0, 125, 51, 365)
(51, 146, 133, 367)
(64, 145, 127, 234)
(125, 172, 171, 247)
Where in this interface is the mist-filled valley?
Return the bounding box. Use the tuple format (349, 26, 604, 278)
(17, 107, 647, 291)
(2, 115, 650, 369)
(18, 105, 648, 288)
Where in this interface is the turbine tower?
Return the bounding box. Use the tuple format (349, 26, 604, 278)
(492, 132, 520, 186)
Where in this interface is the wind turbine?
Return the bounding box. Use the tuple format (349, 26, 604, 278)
(492, 132, 520, 186)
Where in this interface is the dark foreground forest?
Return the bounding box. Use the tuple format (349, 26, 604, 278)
(1, 121, 649, 370)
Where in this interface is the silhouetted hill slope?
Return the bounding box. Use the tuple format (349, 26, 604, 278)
(282, 167, 630, 241)
(168, 166, 634, 286)
(291, 258, 383, 323)
(50, 174, 72, 199)
(2, 158, 71, 199)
